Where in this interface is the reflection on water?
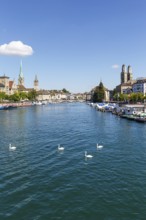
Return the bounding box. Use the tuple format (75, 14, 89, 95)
(0, 103, 146, 219)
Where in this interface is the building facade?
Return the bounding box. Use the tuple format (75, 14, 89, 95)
(9, 80, 17, 95)
(0, 62, 40, 95)
(116, 64, 135, 94)
(132, 78, 146, 95)
(0, 75, 10, 94)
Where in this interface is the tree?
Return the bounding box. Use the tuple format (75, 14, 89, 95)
(92, 87, 98, 102)
(123, 94, 129, 102)
(113, 93, 119, 101)
(98, 82, 105, 101)
(92, 82, 105, 102)
(19, 92, 28, 100)
(119, 93, 128, 102)
(62, 88, 69, 93)
(137, 92, 143, 102)
(27, 90, 37, 101)
(0, 92, 6, 102)
(9, 93, 21, 101)
(130, 93, 138, 103)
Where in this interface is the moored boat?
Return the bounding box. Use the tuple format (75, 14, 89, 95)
(0, 105, 5, 110)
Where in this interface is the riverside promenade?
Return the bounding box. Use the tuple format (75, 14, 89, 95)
(89, 102, 146, 123)
(0, 101, 33, 109)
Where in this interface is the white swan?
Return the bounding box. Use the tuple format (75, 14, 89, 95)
(9, 143, 16, 150)
(85, 151, 93, 158)
(97, 143, 103, 149)
(58, 144, 64, 151)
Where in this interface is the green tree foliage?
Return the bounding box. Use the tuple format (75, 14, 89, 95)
(113, 93, 120, 101)
(92, 87, 98, 102)
(19, 92, 28, 100)
(119, 93, 129, 102)
(0, 90, 38, 102)
(62, 88, 69, 93)
(9, 93, 21, 101)
(27, 90, 37, 100)
(113, 92, 144, 103)
(129, 92, 143, 103)
(0, 92, 6, 101)
(92, 82, 105, 102)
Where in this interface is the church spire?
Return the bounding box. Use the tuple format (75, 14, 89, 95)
(20, 60, 23, 77)
(34, 74, 39, 91)
(18, 60, 24, 86)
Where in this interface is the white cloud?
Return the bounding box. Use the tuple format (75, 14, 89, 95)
(0, 41, 33, 56)
(111, 64, 119, 69)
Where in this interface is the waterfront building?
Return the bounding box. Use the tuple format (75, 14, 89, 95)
(0, 62, 40, 95)
(9, 80, 17, 95)
(85, 92, 92, 101)
(0, 82, 5, 93)
(67, 94, 75, 100)
(74, 93, 86, 100)
(104, 89, 110, 102)
(116, 82, 133, 94)
(37, 90, 52, 101)
(0, 75, 9, 94)
(36, 90, 69, 101)
(132, 78, 146, 95)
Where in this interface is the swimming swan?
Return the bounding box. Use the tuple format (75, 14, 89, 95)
(97, 143, 103, 149)
(9, 143, 16, 150)
(58, 144, 64, 151)
(85, 151, 93, 158)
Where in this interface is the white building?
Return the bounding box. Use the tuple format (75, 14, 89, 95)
(36, 90, 68, 101)
(132, 78, 146, 95)
(104, 89, 110, 102)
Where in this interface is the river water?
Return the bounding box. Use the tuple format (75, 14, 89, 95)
(0, 102, 146, 220)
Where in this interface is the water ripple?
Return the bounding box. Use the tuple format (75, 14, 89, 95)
(0, 103, 146, 219)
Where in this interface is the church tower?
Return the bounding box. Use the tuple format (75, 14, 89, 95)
(18, 61, 24, 86)
(121, 64, 127, 84)
(127, 65, 133, 82)
(34, 75, 39, 91)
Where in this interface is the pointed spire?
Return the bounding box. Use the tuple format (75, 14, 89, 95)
(18, 60, 24, 86)
(19, 60, 23, 78)
(34, 74, 39, 91)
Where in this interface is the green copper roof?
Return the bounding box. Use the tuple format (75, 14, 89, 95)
(19, 60, 23, 78)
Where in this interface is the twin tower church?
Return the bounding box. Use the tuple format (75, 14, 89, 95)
(0, 62, 39, 95)
(115, 64, 136, 94)
(121, 64, 133, 84)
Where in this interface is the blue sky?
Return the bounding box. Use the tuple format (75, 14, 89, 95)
(0, 0, 146, 93)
